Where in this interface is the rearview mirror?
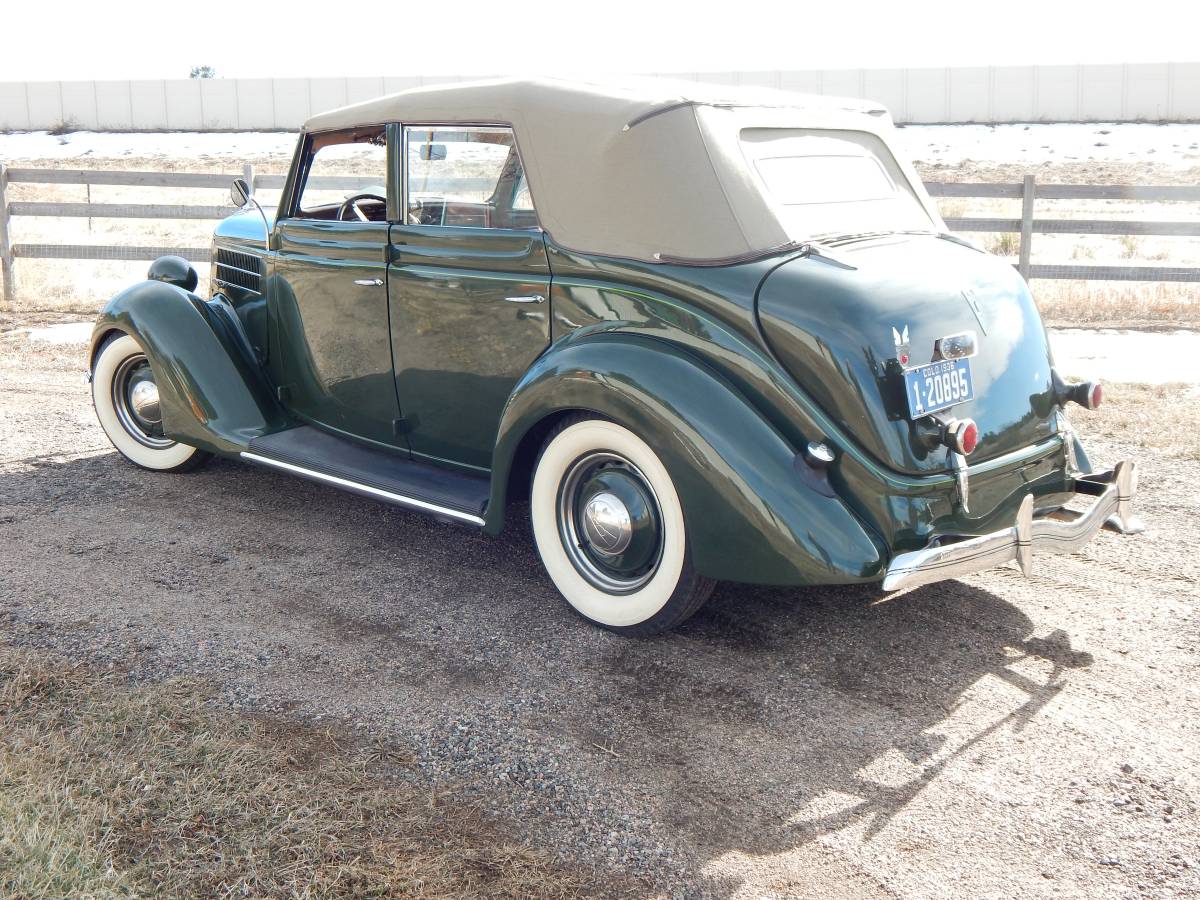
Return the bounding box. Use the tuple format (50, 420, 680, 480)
(418, 143, 447, 162)
(229, 177, 270, 253)
(231, 177, 252, 207)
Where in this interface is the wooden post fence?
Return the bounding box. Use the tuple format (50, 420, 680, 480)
(0, 165, 14, 306)
(927, 180, 1200, 282)
(1, 167, 1199, 307)
(1018, 174, 1035, 280)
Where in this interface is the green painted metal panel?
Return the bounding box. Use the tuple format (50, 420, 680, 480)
(272, 219, 403, 449)
(91, 281, 287, 456)
(387, 225, 551, 471)
(489, 335, 886, 585)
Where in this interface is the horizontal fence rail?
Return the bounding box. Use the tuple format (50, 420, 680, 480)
(942, 218, 1200, 236)
(13, 244, 212, 262)
(925, 183, 1200, 201)
(5, 168, 236, 188)
(1, 165, 1199, 303)
(1024, 264, 1200, 281)
(10, 202, 232, 220)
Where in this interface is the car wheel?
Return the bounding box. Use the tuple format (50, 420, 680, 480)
(91, 333, 211, 472)
(531, 416, 716, 635)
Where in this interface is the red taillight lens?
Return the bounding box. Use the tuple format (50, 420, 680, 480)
(946, 418, 978, 455)
(1065, 379, 1102, 410)
(958, 420, 979, 455)
(1053, 370, 1103, 412)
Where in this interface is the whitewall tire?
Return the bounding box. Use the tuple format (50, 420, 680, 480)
(91, 333, 210, 472)
(531, 416, 715, 635)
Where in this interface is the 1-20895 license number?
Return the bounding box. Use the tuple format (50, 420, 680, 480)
(902, 358, 974, 418)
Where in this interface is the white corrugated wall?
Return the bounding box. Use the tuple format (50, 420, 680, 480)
(1, 64, 1197, 131)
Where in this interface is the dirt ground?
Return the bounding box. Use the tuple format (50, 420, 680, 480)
(1, 325, 1198, 898)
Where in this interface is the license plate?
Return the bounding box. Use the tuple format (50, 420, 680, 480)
(903, 358, 974, 418)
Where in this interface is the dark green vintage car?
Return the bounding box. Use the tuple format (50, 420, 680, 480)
(89, 77, 1142, 634)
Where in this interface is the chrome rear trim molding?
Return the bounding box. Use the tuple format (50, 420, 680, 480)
(239, 451, 486, 526)
(882, 459, 1143, 592)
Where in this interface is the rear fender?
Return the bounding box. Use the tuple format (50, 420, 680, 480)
(91, 280, 286, 456)
(488, 335, 884, 586)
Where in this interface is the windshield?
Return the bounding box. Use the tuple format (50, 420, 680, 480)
(740, 128, 935, 241)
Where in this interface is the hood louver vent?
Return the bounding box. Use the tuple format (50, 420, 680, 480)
(214, 247, 263, 295)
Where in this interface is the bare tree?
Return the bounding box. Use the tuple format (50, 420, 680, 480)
(189, 66, 217, 79)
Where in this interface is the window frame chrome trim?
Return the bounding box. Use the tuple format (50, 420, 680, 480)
(397, 120, 543, 233)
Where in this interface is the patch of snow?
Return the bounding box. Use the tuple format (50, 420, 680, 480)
(7, 322, 93, 344)
(2, 123, 1199, 168)
(1049, 329, 1200, 385)
(0, 130, 298, 161)
(894, 122, 1200, 168)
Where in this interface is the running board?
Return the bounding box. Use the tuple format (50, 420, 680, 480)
(242, 426, 488, 527)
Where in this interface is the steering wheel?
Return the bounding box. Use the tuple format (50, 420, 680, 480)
(407, 197, 444, 225)
(338, 193, 387, 222)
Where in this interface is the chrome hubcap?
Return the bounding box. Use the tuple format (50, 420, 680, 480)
(558, 451, 664, 594)
(112, 354, 174, 449)
(581, 491, 633, 556)
(129, 379, 161, 425)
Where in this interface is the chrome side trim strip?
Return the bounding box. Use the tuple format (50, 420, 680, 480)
(239, 451, 486, 526)
(214, 261, 262, 278)
(213, 277, 262, 297)
(882, 460, 1141, 592)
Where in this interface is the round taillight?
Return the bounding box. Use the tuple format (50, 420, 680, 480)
(951, 418, 979, 455)
(1069, 379, 1102, 410)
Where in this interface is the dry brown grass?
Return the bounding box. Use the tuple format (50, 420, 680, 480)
(1069, 381, 1200, 462)
(1035, 280, 1199, 328)
(985, 232, 1020, 257)
(0, 644, 608, 899)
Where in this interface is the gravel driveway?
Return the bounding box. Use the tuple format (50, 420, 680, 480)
(2, 325, 1197, 898)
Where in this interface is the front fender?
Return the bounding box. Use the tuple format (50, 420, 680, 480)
(91, 280, 286, 456)
(488, 335, 884, 586)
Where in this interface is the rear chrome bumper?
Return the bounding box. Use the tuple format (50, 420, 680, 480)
(882, 460, 1143, 592)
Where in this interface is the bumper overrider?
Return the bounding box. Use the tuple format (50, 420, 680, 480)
(882, 460, 1143, 592)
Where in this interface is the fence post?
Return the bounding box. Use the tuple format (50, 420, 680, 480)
(0, 164, 15, 306)
(1018, 173, 1035, 280)
(242, 162, 255, 194)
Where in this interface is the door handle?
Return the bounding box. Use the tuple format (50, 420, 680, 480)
(354, 278, 384, 287)
(503, 294, 545, 304)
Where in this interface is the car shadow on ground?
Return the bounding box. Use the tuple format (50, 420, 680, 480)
(0, 450, 1097, 893)
(628, 578, 1094, 872)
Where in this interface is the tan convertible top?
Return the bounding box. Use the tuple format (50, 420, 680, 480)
(304, 77, 940, 264)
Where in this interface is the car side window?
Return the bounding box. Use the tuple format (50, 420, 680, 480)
(294, 126, 388, 222)
(404, 125, 539, 229)
(512, 172, 534, 212)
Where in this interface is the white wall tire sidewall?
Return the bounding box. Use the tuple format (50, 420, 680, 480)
(92, 334, 198, 471)
(532, 420, 687, 628)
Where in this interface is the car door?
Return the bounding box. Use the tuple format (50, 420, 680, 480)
(388, 125, 551, 471)
(271, 124, 404, 449)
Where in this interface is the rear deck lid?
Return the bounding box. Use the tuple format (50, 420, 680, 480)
(756, 234, 1060, 475)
